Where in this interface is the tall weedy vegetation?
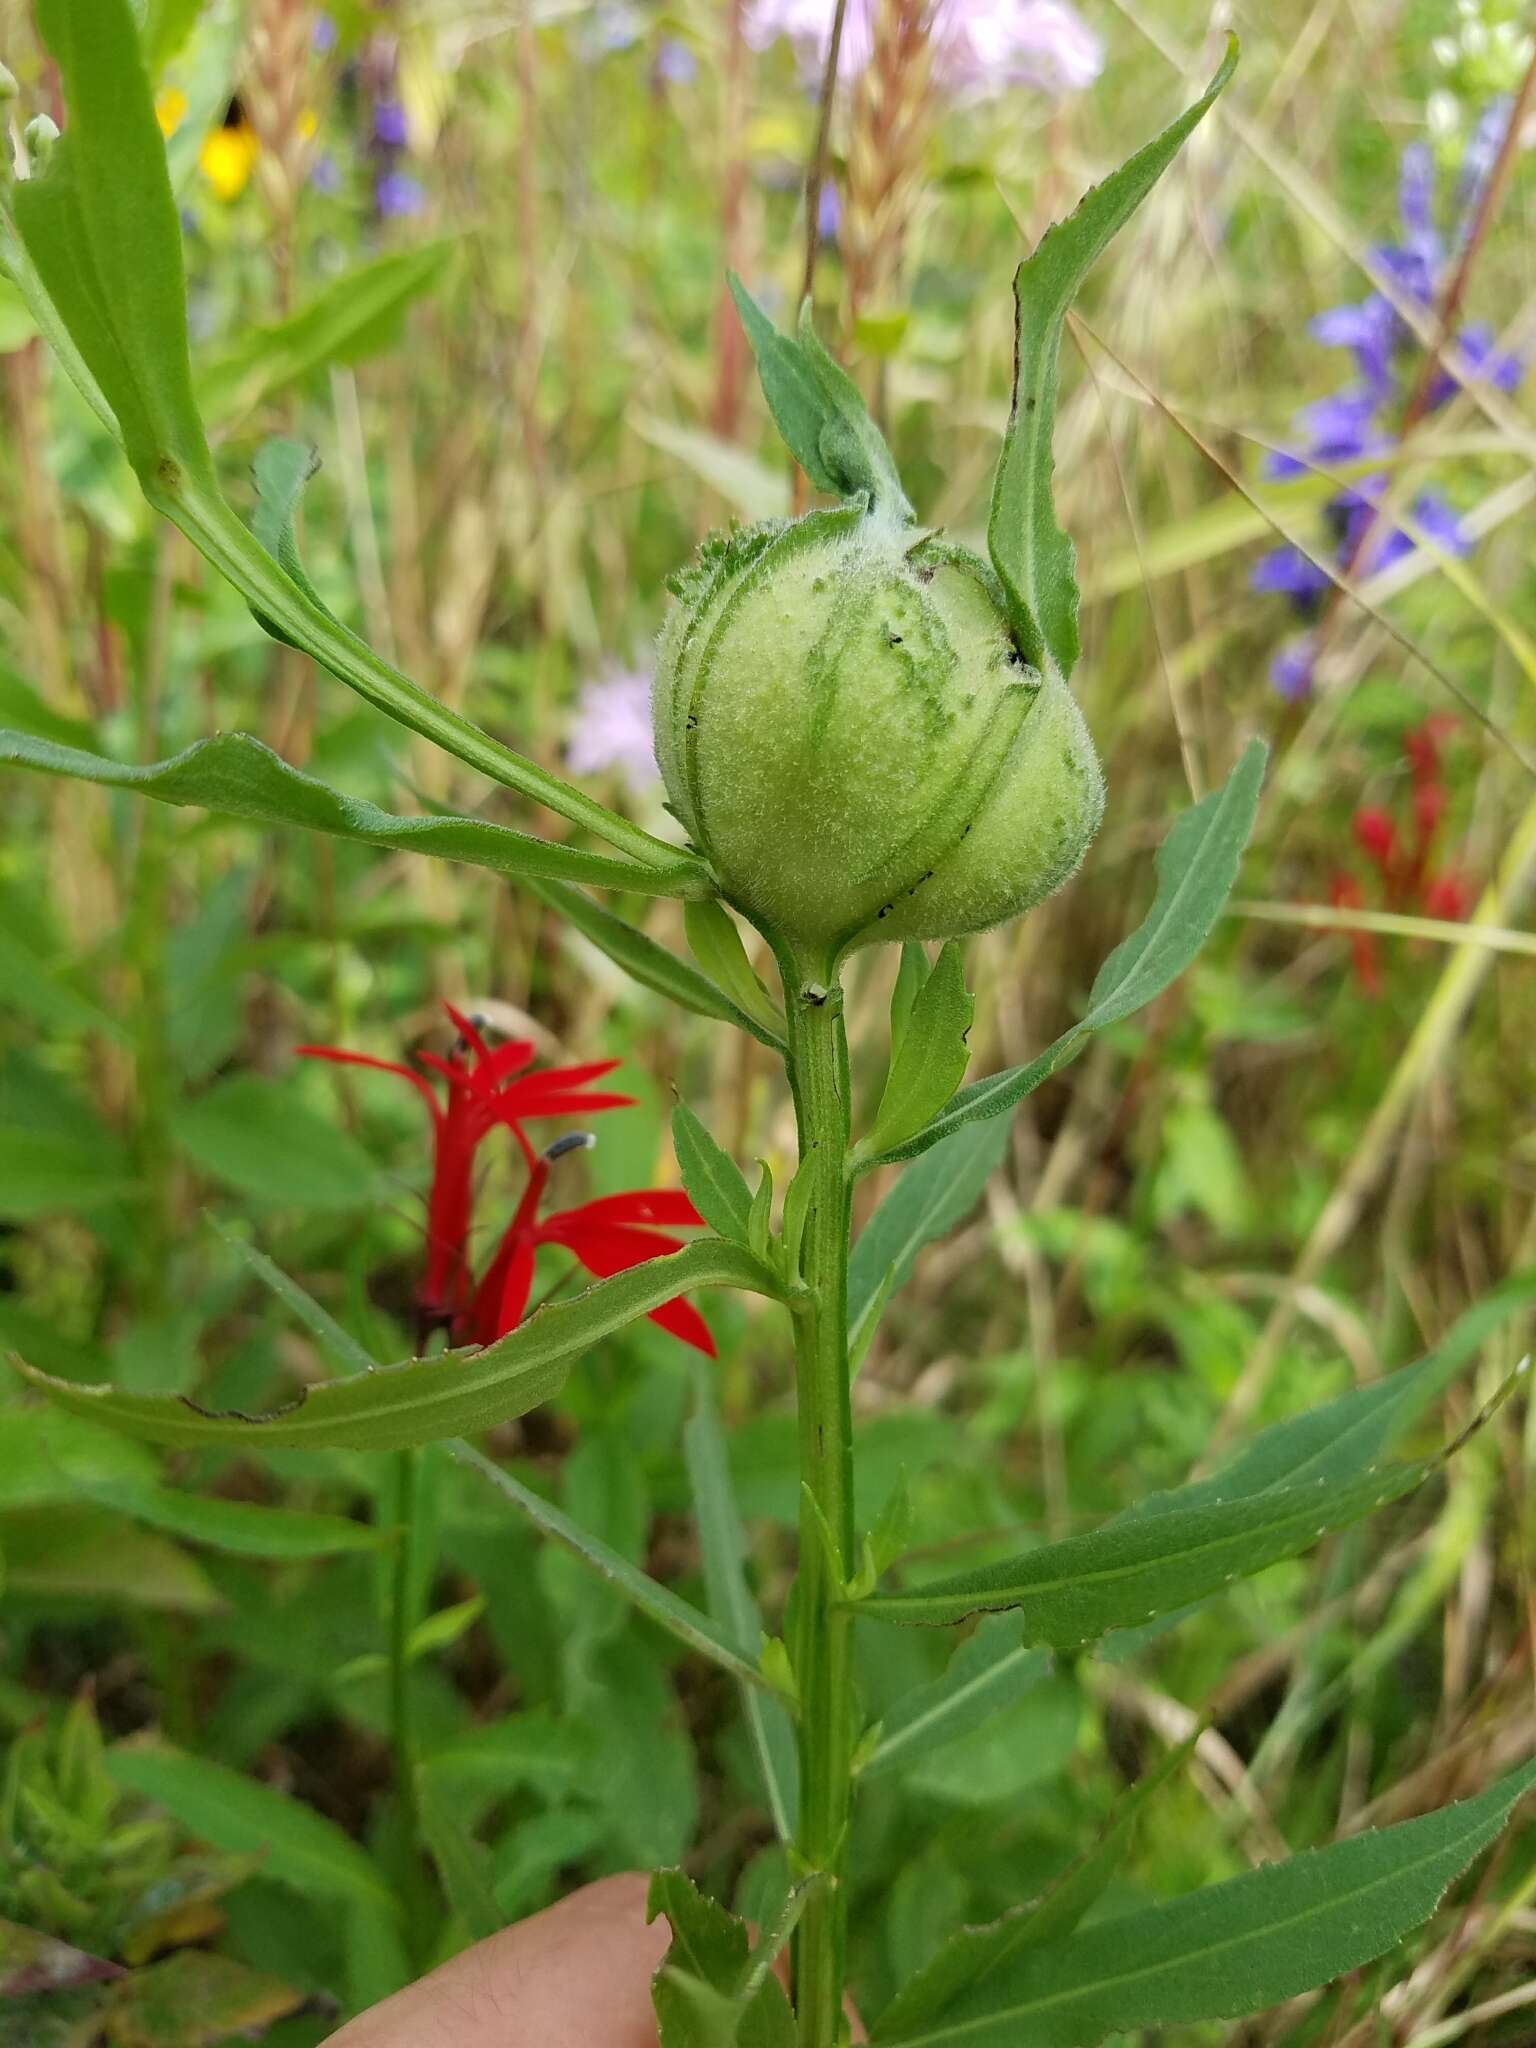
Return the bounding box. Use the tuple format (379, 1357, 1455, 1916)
(0, 5, 1530, 2043)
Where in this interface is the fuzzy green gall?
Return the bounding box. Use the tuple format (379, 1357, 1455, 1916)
(654, 503, 1104, 962)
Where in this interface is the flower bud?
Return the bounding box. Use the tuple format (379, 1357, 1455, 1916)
(0, 61, 19, 103)
(654, 506, 1103, 960)
(24, 113, 59, 168)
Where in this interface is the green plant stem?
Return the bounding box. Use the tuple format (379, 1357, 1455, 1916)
(127, 539, 176, 1321)
(781, 956, 856, 2047)
(389, 1446, 421, 1845)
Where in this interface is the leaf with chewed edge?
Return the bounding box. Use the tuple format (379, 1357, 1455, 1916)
(9, 1240, 780, 1452)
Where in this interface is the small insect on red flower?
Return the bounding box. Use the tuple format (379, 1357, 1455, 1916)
(298, 1004, 634, 1330)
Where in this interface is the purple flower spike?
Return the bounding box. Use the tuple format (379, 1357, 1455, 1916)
(1270, 636, 1317, 702)
(1398, 143, 1436, 241)
(1294, 387, 1381, 461)
(1410, 489, 1471, 557)
(373, 99, 410, 149)
(1372, 238, 1437, 309)
(1426, 320, 1523, 409)
(1250, 545, 1331, 610)
(312, 12, 338, 55)
(817, 179, 841, 241)
(1457, 97, 1511, 217)
(1310, 296, 1395, 394)
(376, 170, 425, 219)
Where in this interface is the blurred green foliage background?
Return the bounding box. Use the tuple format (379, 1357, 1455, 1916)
(0, 0, 1533, 2041)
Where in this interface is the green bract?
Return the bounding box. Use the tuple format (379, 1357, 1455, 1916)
(654, 506, 1103, 959)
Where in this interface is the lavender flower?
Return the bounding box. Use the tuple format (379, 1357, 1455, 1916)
(312, 12, 338, 56)
(817, 179, 842, 241)
(566, 671, 659, 795)
(744, 0, 1102, 100)
(655, 37, 698, 86)
(376, 169, 425, 219)
(1253, 120, 1520, 696)
(373, 98, 410, 150)
(1270, 635, 1317, 702)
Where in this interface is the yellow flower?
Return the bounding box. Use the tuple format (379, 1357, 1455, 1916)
(199, 122, 259, 201)
(155, 87, 188, 138)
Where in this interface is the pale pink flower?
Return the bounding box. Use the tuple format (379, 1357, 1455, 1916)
(744, 0, 1103, 99)
(565, 669, 659, 795)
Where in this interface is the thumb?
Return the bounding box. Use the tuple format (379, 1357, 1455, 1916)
(323, 1873, 668, 2048)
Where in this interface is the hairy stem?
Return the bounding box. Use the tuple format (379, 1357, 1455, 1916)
(782, 955, 856, 2046)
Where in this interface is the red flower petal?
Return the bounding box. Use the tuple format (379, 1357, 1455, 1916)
(490, 1235, 536, 1342)
(527, 1059, 625, 1089)
(296, 1044, 442, 1121)
(491, 1087, 637, 1120)
(476, 1039, 539, 1085)
(547, 1220, 713, 1356)
(557, 1190, 703, 1230)
(647, 1295, 716, 1357)
(416, 1049, 474, 1092)
(443, 1004, 493, 1067)
(1352, 807, 1396, 869)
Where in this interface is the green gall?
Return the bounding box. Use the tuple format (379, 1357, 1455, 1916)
(654, 507, 1104, 961)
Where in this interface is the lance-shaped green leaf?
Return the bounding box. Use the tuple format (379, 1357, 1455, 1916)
(673, 1106, 757, 1250)
(450, 1441, 782, 1700)
(872, 1760, 1536, 2046)
(728, 273, 911, 518)
(533, 879, 785, 1046)
(415, 1773, 503, 1943)
(0, 728, 695, 897)
(988, 38, 1237, 672)
(684, 899, 786, 1043)
(848, 1118, 1012, 1345)
(198, 244, 456, 424)
(876, 1733, 1198, 2034)
(684, 1369, 799, 1838)
(7, 0, 700, 879)
(107, 1744, 398, 1914)
(1126, 1268, 1536, 1525)
(10, 0, 216, 495)
(889, 943, 931, 1065)
(859, 1457, 1431, 1633)
(63, 1479, 382, 1561)
(9, 1241, 779, 1452)
(859, 943, 973, 1162)
(860, 1617, 1049, 1779)
(0, 192, 117, 440)
(213, 1223, 378, 1379)
(866, 740, 1264, 1168)
(249, 438, 336, 623)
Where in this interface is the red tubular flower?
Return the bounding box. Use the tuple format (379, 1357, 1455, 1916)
(1422, 872, 1471, 922)
(1328, 872, 1381, 996)
(298, 1004, 635, 1329)
(466, 1151, 713, 1357)
(1404, 714, 1456, 784)
(1352, 806, 1397, 873)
